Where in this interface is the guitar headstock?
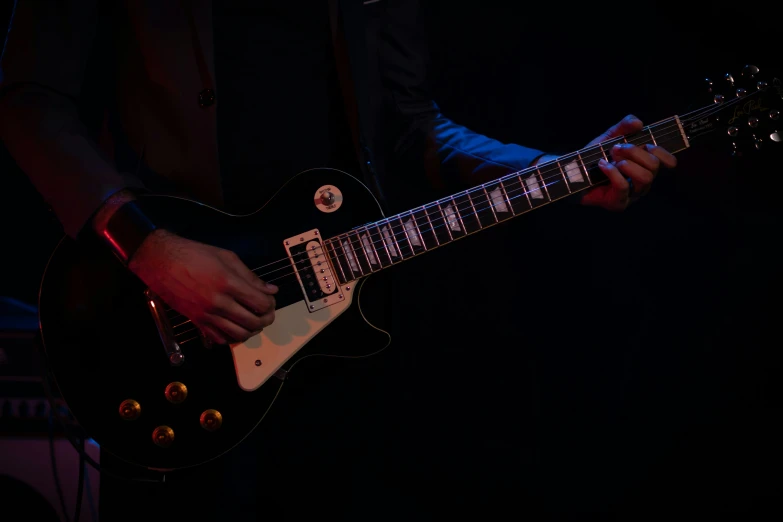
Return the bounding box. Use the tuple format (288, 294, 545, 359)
(684, 64, 781, 157)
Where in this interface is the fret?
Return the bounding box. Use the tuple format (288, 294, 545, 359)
(432, 202, 455, 243)
(576, 151, 593, 185)
(498, 180, 515, 216)
(536, 167, 553, 202)
(378, 220, 402, 262)
(469, 186, 496, 228)
(412, 206, 440, 249)
(501, 173, 533, 214)
(482, 180, 514, 221)
(656, 117, 690, 154)
(440, 197, 467, 239)
(598, 143, 609, 161)
(346, 230, 369, 274)
(480, 185, 499, 225)
(411, 211, 429, 251)
(330, 236, 361, 283)
(466, 190, 487, 229)
(452, 192, 482, 234)
(324, 239, 349, 285)
(559, 153, 591, 192)
(540, 160, 570, 201)
(395, 215, 417, 259)
(402, 212, 427, 252)
(370, 224, 394, 268)
(647, 126, 657, 146)
(522, 169, 549, 208)
(358, 226, 383, 271)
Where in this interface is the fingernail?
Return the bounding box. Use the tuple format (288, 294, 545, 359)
(598, 158, 608, 167)
(266, 283, 278, 291)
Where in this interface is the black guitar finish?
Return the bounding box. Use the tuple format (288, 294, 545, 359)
(39, 169, 389, 470)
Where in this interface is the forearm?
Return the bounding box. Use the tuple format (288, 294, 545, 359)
(0, 85, 145, 238)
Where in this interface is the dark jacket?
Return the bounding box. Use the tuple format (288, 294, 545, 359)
(0, 0, 544, 238)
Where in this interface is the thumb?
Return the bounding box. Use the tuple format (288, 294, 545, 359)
(588, 114, 643, 146)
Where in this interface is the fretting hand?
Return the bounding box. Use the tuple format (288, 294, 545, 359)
(580, 114, 677, 211)
(128, 229, 278, 344)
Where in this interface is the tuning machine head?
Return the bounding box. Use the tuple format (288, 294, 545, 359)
(700, 64, 782, 156)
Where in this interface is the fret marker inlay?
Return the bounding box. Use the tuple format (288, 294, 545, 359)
(381, 226, 399, 257)
(489, 188, 509, 213)
(525, 174, 545, 199)
(341, 240, 360, 272)
(563, 160, 585, 184)
(444, 204, 461, 232)
(360, 233, 378, 266)
(404, 218, 423, 247)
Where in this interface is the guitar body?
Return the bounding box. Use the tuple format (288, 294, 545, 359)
(39, 168, 389, 471)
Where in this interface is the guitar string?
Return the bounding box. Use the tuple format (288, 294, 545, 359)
(255, 89, 765, 283)
(168, 117, 682, 323)
(167, 92, 764, 329)
(241, 88, 761, 279)
(169, 121, 696, 338)
(166, 117, 712, 332)
(174, 87, 765, 304)
(167, 122, 675, 331)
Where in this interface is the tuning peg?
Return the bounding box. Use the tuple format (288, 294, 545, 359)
(757, 81, 768, 91)
(714, 94, 725, 104)
(770, 110, 780, 121)
(742, 65, 760, 78)
(728, 126, 739, 137)
(748, 117, 759, 128)
(724, 73, 735, 87)
(736, 88, 747, 97)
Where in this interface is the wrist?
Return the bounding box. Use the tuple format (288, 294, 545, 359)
(127, 229, 173, 272)
(94, 194, 158, 265)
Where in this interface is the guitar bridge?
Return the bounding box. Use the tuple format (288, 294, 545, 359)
(284, 229, 345, 312)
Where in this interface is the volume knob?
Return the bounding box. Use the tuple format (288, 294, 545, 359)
(320, 191, 335, 205)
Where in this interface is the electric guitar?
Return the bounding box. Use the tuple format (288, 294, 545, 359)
(38, 65, 782, 471)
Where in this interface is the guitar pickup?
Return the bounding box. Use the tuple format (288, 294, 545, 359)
(284, 229, 345, 312)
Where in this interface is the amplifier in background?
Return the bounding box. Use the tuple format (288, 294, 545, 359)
(0, 296, 100, 522)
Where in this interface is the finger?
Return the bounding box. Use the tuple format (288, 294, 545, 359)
(196, 322, 228, 345)
(223, 251, 279, 294)
(613, 159, 654, 192)
(205, 313, 253, 343)
(218, 299, 270, 332)
(611, 143, 660, 174)
(588, 114, 643, 145)
(644, 144, 677, 169)
(599, 158, 630, 208)
(228, 278, 276, 315)
(235, 262, 278, 294)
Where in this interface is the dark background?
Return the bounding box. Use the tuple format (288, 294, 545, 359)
(1, 1, 780, 520)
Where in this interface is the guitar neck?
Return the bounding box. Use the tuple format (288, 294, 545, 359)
(323, 115, 691, 285)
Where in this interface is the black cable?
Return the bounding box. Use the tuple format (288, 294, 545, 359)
(48, 409, 71, 522)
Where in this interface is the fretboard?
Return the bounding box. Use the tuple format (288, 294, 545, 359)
(324, 116, 690, 285)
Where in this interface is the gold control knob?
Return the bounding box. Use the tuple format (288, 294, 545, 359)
(152, 426, 175, 448)
(199, 409, 223, 432)
(118, 399, 141, 421)
(164, 381, 188, 404)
